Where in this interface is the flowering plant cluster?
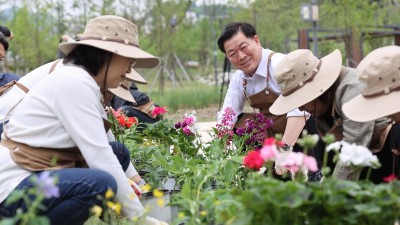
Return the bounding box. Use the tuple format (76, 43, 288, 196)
(151, 106, 168, 118)
(0, 171, 59, 225)
(215, 107, 236, 144)
(243, 137, 318, 179)
(236, 112, 273, 148)
(174, 111, 198, 136)
(326, 140, 381, 168)
(112, 108, 138, 129)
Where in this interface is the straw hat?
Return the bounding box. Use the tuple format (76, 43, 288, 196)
(126, 69, 148, 84)
(109, 79, 136, 104)
(269, 49, 342, 115)
(59, 15, 159, 68)
(342, 46, 400, 122)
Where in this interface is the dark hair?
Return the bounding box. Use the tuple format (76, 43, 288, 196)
(63, 45, 111, 76)
(217, 22, 257, 53)
(0, 32, 9, 51)
(0, 25, 11, 38)
(317, 77, 340, 104)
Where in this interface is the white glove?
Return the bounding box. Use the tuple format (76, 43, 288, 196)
(145, 216, 169, 225)
(274, 149, 292, 175)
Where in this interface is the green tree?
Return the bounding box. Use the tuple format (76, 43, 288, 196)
(9, 1, 58, 72)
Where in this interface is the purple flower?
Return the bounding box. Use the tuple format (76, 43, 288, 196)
(236, 128, 245, 136)
(174, 122, 182, 129)
(36, 171, 60, 199)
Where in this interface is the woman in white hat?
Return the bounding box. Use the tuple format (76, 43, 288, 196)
(0, 15, 167, 225)
(342, 45, 400, 179)
(269, 49, 392, 183)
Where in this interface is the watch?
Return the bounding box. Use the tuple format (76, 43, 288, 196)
(281, 143, 293, 151)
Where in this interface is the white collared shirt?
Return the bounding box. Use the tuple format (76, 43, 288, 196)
(0, 65, 143, 219)
(217, 48, 308, 124)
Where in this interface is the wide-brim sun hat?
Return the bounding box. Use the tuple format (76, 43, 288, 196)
(342, 45, 400, 122)
(59, 15, 159, 68)
(269, 49, 342, 115)
(126, 68, 148, 84)
(109, 79, 136, 104)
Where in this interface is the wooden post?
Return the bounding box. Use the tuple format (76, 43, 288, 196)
(350, 28, 362, 68)
(298, 29, 310, 49)
(395, 28, 400, 46)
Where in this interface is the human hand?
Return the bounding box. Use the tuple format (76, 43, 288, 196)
(274, 145, 292, 175)
(129, 180, 142, 197)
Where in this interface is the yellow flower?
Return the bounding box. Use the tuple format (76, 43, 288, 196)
(106, 201, 121, 215)
(142, 184, 151, 192)
(200, 210, 207, 216)
(157, 198, 164, 207)
(91, 205, 102, 217)
(113, 202, 122, 215)
(153, 189, 164, 198)
(105, 188, 114, 199)
(178, 212, 185, 218)
(106, 201, 114, 209)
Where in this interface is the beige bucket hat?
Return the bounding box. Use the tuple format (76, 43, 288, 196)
(126, 69, 148, 84)
(109, 79, 136, 104)
(59, 15, 159, 68)
(342, 45, 400, 122)
(270, 49, 342, 115)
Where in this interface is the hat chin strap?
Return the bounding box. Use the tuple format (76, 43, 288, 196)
(101, 54, 112, 106)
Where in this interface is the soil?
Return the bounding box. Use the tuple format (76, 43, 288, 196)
(164, 104, 220, 123)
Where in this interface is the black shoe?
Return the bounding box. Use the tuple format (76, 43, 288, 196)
(308, 170, 323, 182)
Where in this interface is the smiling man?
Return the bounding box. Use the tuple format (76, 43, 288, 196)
(216, 22, 323, 180)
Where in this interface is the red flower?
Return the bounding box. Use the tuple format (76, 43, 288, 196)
(243, 150, 264, 171)
(118, 115, 126, 127)
(383, 174, 398, 182)
(151, 106, 167, 116)
(125, 117, 137, 128)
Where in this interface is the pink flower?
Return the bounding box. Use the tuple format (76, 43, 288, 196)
(278, 152, 304, 173)
(112, 108, 122, 118)
(303, 156, 318, 172)
(184, 117, 195, 126)
(278, 152, 318, 174)
(260, 144, 278, 162)
(182, 126, 193, 135)
(151, 106, 167, 116)
(383, 174, 398, 182)
(264, 137, 276, 146)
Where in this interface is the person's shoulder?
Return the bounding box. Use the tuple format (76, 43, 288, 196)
(0, 72, 20, 86)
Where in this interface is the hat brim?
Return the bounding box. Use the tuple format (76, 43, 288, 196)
(342, 91, 400, 122)
(270, 49, 342, 115)
(109, 86, 137, 105)
(126, 69, 148, 84)
(59, 40, 160, 68)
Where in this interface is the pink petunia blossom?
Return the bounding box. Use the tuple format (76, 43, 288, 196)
(303, 156, 318, 172)
(260, 144, 278, 162)
(151, 106, 167, 116)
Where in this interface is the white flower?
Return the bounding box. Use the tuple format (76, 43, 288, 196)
(326, 141, 342, 152)
(338, 142, 381, 169)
